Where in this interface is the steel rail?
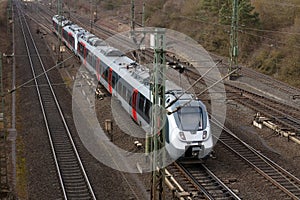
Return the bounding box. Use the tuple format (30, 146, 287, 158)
(174, 161, 241, 200)
(16, 3, 96, 199)
(212, 116, 300, 199)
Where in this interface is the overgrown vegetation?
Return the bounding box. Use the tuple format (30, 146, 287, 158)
(144, 0, 300, 87)
(65, 0, 300, 87)
(0, 0, 8, 32)
(0, 0, 10, 65)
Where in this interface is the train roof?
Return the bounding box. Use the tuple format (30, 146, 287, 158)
(52, 15, 72, 27)
(65, 19, 200, 103)
(67, 24, 85, 33)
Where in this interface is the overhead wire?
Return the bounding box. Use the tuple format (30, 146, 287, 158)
(3, 55, 75, 97)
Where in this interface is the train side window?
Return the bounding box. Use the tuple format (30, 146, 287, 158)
(69, 36, 75, 48)
(122, 85, 126, 99)
(117, 80, 121, 93)
(86, 49, 90, 60)
(78, 43, 84, 56)
(165, 118, 169, 143)
(126, 89, 130, 102)
(112, 76, 116, 88)
(91, 55, 95, 69)
(63, 30, 68, 40)
(129, 92, 132, 106)
(139, 95, 145, 111)
(145, 100, 151, 118)
(86, 52, 90, 64)
(99, 60, 104, 74)
(103, 68, 108, 81)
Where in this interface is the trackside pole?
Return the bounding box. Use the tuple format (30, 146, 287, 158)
(150, 29, 166, 200)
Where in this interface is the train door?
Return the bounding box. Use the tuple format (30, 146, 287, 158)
(131, 89, 138, 122)
(108, 68, 113, 93)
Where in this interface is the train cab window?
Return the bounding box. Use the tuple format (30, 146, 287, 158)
(175, 107, 204, 131)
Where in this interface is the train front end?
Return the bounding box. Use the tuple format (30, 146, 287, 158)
(165, 93, 213, 160)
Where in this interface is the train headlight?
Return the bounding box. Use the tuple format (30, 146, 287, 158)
(202, 131, 207, 140)
(179, 132, 186, 141)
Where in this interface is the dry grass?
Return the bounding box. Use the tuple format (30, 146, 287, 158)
(144, 0, 300, 88)
(0, 0, 9, 52)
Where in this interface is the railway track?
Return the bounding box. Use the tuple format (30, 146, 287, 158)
(226, 84, 300, 133)
(182, 65, 300, 135)
(241, 67, 300, 99)
(212, 117, 300, 199)
(20, 2, 300, 199)
(167, 161, 241, 200)
(16, 3, 96, 199)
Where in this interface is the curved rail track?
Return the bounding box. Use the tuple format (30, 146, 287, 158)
(182, 64, 300, 135)
(16, 3, 96, 199)
(212, 117, 300, 199)
(226, 84, 300, 133)
(241, 67, 300, 99)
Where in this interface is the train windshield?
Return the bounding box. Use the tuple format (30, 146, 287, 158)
(175, 106, 205, 131)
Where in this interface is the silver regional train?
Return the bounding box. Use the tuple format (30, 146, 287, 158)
(52, 15, 213, 159)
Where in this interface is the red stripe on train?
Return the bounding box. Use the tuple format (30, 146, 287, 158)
(108, 68, 113, 94)
(132, 89, 138, 122)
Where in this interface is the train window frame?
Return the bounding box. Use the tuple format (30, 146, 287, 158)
(78, 43, 85, 56)
(122, 85, 126, 99)
(174, 106, 205, 131)
(63, 29, 68, 40)
(69, 35, 75, 48)
(138, 94, 145, 111)
(129, 92, 132, 106)
(144, 100, 151, 119)
(112, 75, 116, 88)
(103, 68, 108, 81)
(86, 48, 90, 60)
(92, 55, 96, 69)
(99, 60, 104, 75)
(117, 79, 122, 94)
(126, 89, 131, 102)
